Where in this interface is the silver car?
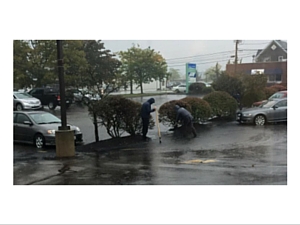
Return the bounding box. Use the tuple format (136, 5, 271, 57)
(236, 98, 287, 125)
(13, 91, 42, 111)
(14, 111, 83, 148)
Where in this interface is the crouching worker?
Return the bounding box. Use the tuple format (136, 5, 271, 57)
(141, 98, 156, 140)
(174, 105, 197, 138)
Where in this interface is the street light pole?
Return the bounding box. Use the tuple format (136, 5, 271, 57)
(55, 40, 74, 157)
(56, 40, 68, 130)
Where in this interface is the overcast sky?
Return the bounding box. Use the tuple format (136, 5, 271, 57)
(102, 39, 273, 75)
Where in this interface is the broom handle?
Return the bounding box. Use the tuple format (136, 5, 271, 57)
(155, 110, 161, 138)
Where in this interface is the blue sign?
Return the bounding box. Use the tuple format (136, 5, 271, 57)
(188, 63, 196, 69)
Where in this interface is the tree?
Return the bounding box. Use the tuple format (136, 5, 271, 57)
(81, 40, 121, 142)
(27, 40, 57, 87)
(204, 63, 222, 82)
(83, 40, 121, 95)
(118, 45, 168, 94)
(168, 68, 182, 81)
(13, 40, 32, 89)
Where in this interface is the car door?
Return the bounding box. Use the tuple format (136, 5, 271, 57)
(14, 113, 35, 142)
(13, 112, 18, 140)
(30, 89, 45, 104)
(273, 99, 287, 121)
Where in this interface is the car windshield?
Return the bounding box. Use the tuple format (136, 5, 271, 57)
(14, 92, 32, 99)
(260, 100, 276, 108)
(269, 92, 285, 99)
(29, 113, 61, 124)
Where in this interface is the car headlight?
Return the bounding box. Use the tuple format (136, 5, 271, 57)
(47, 129, 56, 134)
(75, 127, 80, 132)
(243, 113, 252, 116)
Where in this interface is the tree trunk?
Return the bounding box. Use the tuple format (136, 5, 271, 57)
(140, 80, 143, 94)
(130, 79, 133, 94)
(93, 112, 99, 142)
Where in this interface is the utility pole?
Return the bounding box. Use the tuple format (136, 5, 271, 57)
(234, 40, 242, 76)
(55, 40, 75, 157)
(57, 40, 68, 130)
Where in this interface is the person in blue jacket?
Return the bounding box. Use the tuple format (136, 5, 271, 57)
(174, 104, 197, 138)
(141, 98, 156, 140)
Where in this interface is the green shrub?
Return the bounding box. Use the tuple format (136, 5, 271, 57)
(241, 90, 266, 107)
(181, 96, 212, 122)
(158, 100, 192, 127)
(203, 91, 238, 119)
(88, 96, 154, 138)
(212, 72, 243, 96)
(188, 83, 214, 95)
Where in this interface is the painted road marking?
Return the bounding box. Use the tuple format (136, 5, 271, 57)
(181, 159, 217, 164)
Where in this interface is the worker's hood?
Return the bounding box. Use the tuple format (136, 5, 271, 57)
(174, 104, 180, 111)
(147, 98, 155, 104)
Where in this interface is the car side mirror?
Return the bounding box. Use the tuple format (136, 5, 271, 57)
(272, 105, 278, 110)
(23, 121, 32, 125)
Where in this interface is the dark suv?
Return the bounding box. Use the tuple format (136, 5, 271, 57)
(28, 87, 73, 110)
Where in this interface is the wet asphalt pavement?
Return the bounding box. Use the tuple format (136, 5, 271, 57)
(13, 94, 287, 185)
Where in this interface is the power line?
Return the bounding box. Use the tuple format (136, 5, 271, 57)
(166, 53, 253, 65)
(240, 42, 269, 45)
(165, 50, 234, 61)
(167, 55, 253, 67)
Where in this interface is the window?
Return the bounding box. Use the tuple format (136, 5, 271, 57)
(275, 100, 287, 108)
(278, 56, 283, 61)
(16, 113, 30, 124)
(31, 89, 44, 95)
(13, 113, 17, 123)
(268, 74, 282, 83)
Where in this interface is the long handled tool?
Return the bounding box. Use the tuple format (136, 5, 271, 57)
(155, 110, 162, 144)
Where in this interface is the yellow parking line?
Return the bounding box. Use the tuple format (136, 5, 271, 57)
(181, 159, 217, 164)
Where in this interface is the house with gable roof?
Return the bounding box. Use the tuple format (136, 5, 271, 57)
(255, 40, 287, 62)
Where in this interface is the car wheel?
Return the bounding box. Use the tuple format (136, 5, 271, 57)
(254, 115, 266, 126)
(83, 97, 90, 105)
(175, 89, 180, 93)
(48, 101, 57, 110)
(16, 103, 23, 111)
(34, 134, 45, 149)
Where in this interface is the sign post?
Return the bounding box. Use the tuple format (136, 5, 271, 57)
(186, 63, 197, 94)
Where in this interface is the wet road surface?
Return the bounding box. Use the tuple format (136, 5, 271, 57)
(13, 94, 287, 185)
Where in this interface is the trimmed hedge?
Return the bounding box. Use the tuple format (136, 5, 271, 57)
(158, 100, 191, 127)
(188, 83, 214, 95)
(88, 95, 154, 138)
(203, 91, 238, 119)
(181, 97, 212, 122)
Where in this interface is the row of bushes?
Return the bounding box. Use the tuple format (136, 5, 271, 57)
(196, 72, 287, 107)
(158, 91, 237, 127)
(88, 91, 238, 138)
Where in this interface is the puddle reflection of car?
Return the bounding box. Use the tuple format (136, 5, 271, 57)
(236, 98, 287, 125)
(13, 91, 42, 111)
(14, 111, 83, 148)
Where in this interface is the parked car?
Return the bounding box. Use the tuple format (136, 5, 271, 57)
(13, 111, 83, 148)
(196, 81, 211, 87)
(13, 91, 42, 111)
(252, 90, 287, 107)
(71, 89, 101, 104)
(172, 84, 186, 93)
(28, 87, 73, 110)
(236, 98, 287, 125)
